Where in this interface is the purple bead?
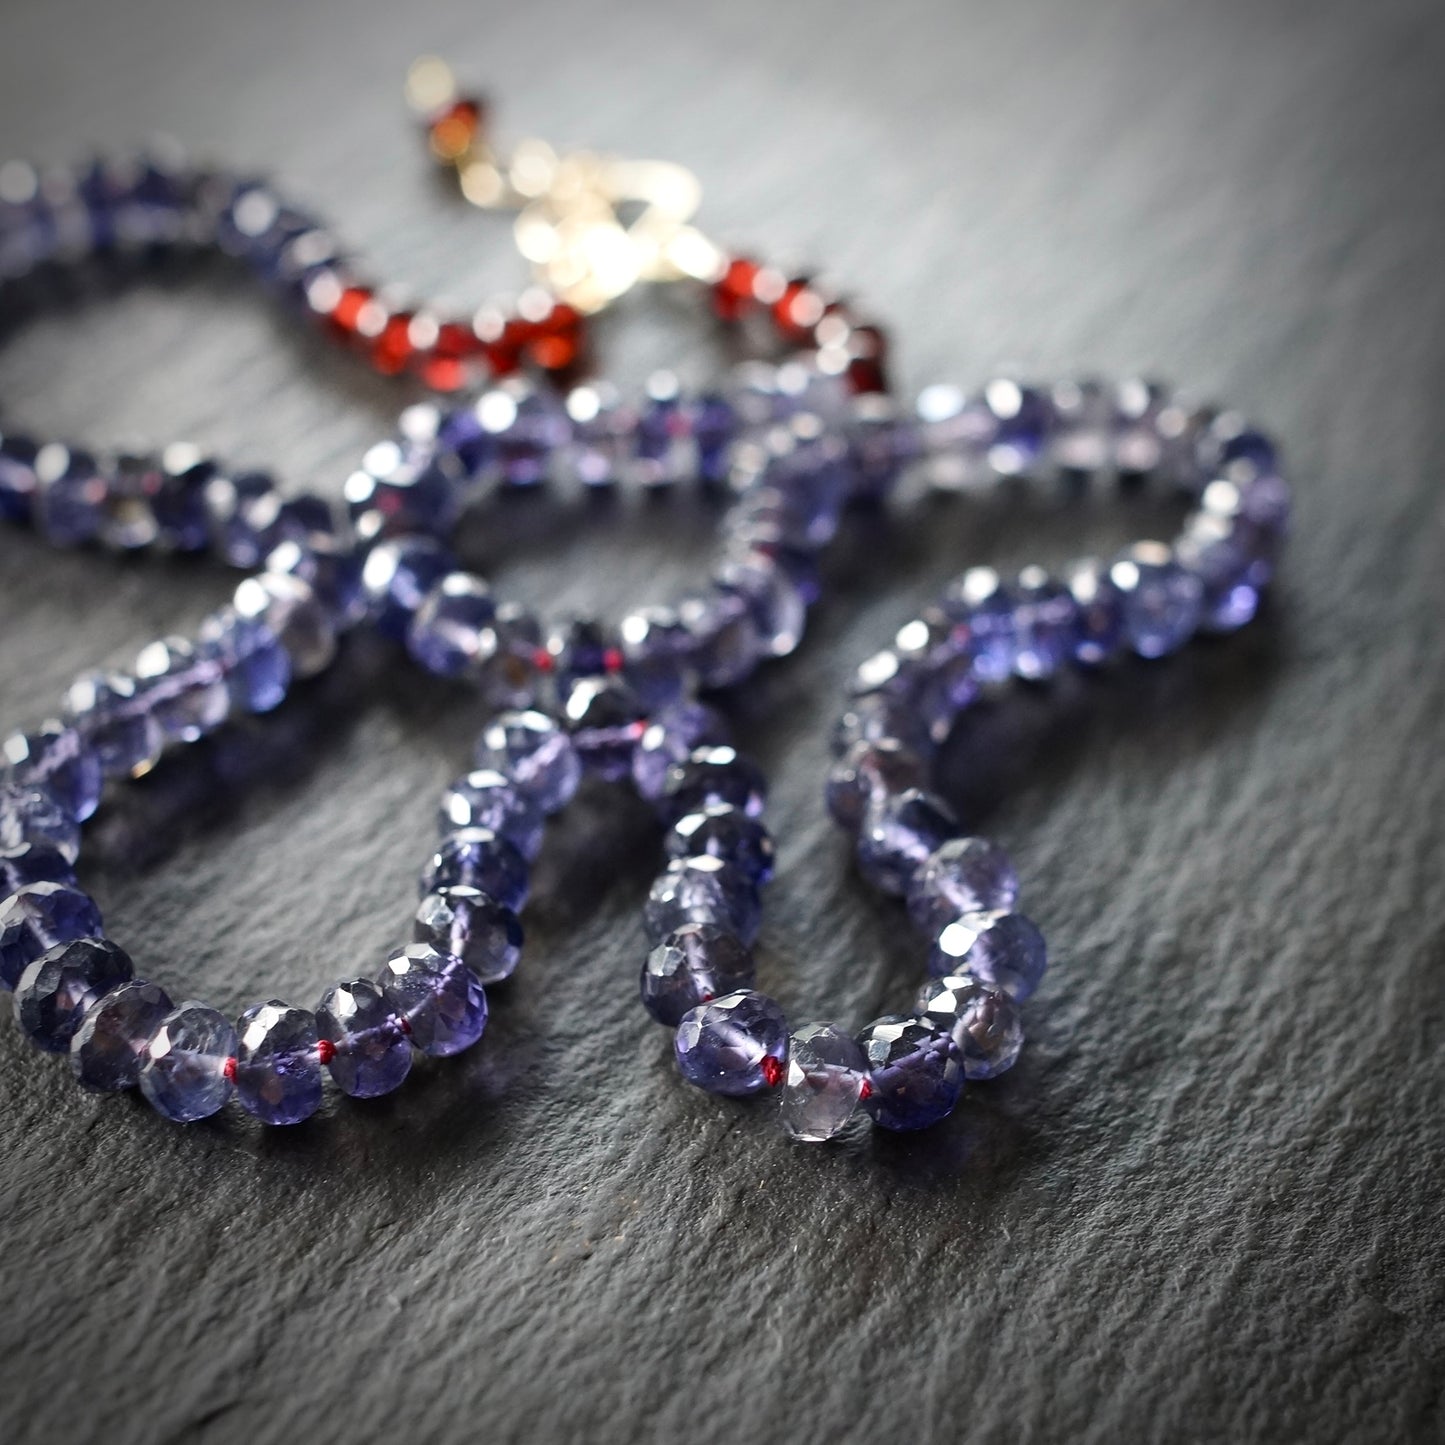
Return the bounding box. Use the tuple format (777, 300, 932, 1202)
(139, 1002, 237, 1122)
(473, 604, 545, 712)
(1011, 567, 1079, 681)
(134, 637, 229, 743)
(982, 378, 1054, 475)
(714, 555, 807, 659)
(645, 855, 762, 946)
(857, 1015, 964, 1131)
(234, 1001, 323, 1125)
(234, 573, 337, 680)
(345, 449, 461, 541)
(631, 703, 730, 802)
(1175, 512, 1263, 633)
(1109, 542, 1205, 658)
(379, 943, 488, 1057)
(33, 444, 105, 547)
(674, 989, 789, 1097)
(204, 470, 286, 568)
(437, 769, 544, 861)
(99, 452, 162, 551)
(563, 677, 647, 783)
(2, 722, 101, 823)
(825, 738, 930, 832)
(266, 537, 367, 629)
(152, 446, 213, 553)
(70, 977, 174, 1091)
(414, 886, 523, 985)
(360, 536, 457, 642)
(563, 382, 635, 486)
(196, 609, 292, 715)
(1066, 559, 1125, 665)
(422, 828, 529, 912)
(407, 573, 497, 678)
(660, 747, 767, 823)
(906, 837, 1020, 936)
(477, 380, 569, 487)
(928, 910, 1048, 1000)
(665, 806, 775, 885)
(64, 672, 164, 779)
(474, 710, 582, 815)
(691, 392, 738, 483)
(640, 923, 754, 1027)
(316, 977, 412, 1098)
(779, 1022, 871, 1142)
(1, 843, 77, 899)
(915, 975, 1024, 1080)
(0, 781, 80, 863)
(0, 882, 104, 990)
(547, 616, 615, 690)
(942, 567, 1018, 682)
(0, 433, 38, 523)
(680, 589, 762, 690)
(856, 789, 959, 897)
(1198, 415, 1279, 481)
(15, 937, 133, 1053)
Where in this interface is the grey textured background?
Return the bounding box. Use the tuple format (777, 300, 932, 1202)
(0, 1, 1442, 1442)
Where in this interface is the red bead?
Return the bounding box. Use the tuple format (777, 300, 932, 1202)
(713, 256, 761, 321)
(328, 284, 373, 336)
(427, 98, 484, 162)
(370, 310, 416, 376)
(858, 1076, 873, 1102)
(222, 1056, 238, 1084)
(527, 302, 585, 373)
(759, 1054, 785, 1089)
(316, 1038, 336, 1066)
(773, 278, 827, 345)
(602, 646, 625, 675)
(846, 323, 891, 394)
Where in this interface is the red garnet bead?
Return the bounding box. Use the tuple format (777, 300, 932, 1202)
(327, 284, 373, 337)
(370, 310, 417, 376)
(526, 302, 585, 373)
(713, 256, 762, 321)
(419, 319, 483, 392)
(846, 323, 891, 395)
(772, 277, 828, 345)
(427, 98, 484, 162)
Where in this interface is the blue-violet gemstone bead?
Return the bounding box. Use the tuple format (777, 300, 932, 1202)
(345, 449, 462, 541)
(2, 721, 102, 822)
(70, 977, 174, 1091)
(0, 882, 104, 990)
(915, 974, 1024, 1079)
(778, 1022, 871, 1142)
(139, 1002, 238, 1122)
(204, 470, 286, 568)
(631, 702, 730, 802)
(679, 588, 761, 689)
(234, 572, 337, 680)
(856, 788, 960, 896)
(152, 446, 214, 553)
(379, 943, 489, 1057)
(197, 609, 292, 714)
(640, 922, 754, 1027)
(857, 1015, 964, 1131)
(134, 636, 229, 743)
(1175, 512, 1262, 633)
(1067, 558, 1125, 665)
(665, 805, 776, 885)
(906, 836, 1020, 936)
(266, 537, 367, 629)
(660, 746, 767, 823)
(407, 572, 497, 678)
(15, 936, 133, 1053)
(1109, 542, 1205, 659)
(360, 535, 457, 642)
(563, 676, 648, 783)
(233, 1001, 324, 1125)
(928, 910, 1048, 1000)
(0, 781, 80, 863)
(1, 842, 77, 899)
(943, 567, 1018, 682)
(674, 988, 789, 1096)
(414, 886, 523, 985)
(63, 672, 164, 779)
(644, 855, 762, 946)
(825, 738, 930, 832)
(422, 828, 530, 912)
(0, 433, 39, 523)
(315, 977, 412, 1098)
(473, 710, 581, 814)
(437, 769, 544, 861)
(1011, 566, 1079, 681)
(714, 554, 807, 660)
(33, 444, 105, 548)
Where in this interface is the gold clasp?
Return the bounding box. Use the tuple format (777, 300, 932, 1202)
(406, 57, 723, 315)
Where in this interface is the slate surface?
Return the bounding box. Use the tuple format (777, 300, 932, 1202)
(0, 1, 1441, 1442)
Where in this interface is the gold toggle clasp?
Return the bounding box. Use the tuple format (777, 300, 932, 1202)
(406, 57, 724, 315)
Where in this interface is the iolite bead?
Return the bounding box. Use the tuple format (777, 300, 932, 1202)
(714, 553, 807, 659)
(1067, 558, 1125, 665)
(139, 1002, 237, 1122)
(665, 806, 775, 885)
(660, 746, 767, 823)
(234, 572, 337, 679)
(857, 1015, 963, 1131)
(631, 702, 731, 802)
(361, 535, 457, 641)
(266, 536, 367, 629)
(563, 676, 647, 783)
(928, 910, 1048, 1000)
(906, 837, 1020, 936)
(15, 937, 133, 1053)
(943, 567, 1018, 682)
(0, 781, 80, 863)
(0, 882, 104, 990)
(1011, 566, 1079, 681)
(674, 989, 789, 1096)
(204, 469, 286, 567)
(197, 609, 291, 714)
(856, 788, 959, 896)
(233, 1001, 324, 1125)
(379, 943, 488, 1057)
(134, 636, 229, 742)
(473, 710, 581, 815)
(70, 977, 174, 1090)
(1109, 542, 1205, 658)
(0, 843, 77, 899)
(315, 977, 412, 1098)
(414, 886, 523, 985)
(422, 828, 529, 912)
(1175, 511, 1264, 633)
(778, 1022, 870, 1142)
(63, 672, 164, 779)
(915, 975, 1024, 1080)
(640, 923, 754, 1027)
(407, 572, 497, 678)
(825, 738, 930, 832)
(644, 855, 762, 946)
(2, 722, 102, 822)
(437, 769, 544, 860)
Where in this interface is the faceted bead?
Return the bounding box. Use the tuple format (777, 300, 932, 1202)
(644, 855, 762, 945)
(2, 721, 102, 822)
(981, 378, 1054, 475)
(856, 789, 959, 897)
(546, 616, 615, 692)
(139, 1002, 238, 1123)
(421, 828, 530, 912)
(825, 738, 930, 832)
(407, 573, 496, 678)
(674, 989, 789, 1096)
(234, 1001, 324, 1125)
(916, 384, 998, 490)
(857, 1015, 964, 1131)
(360, 536, 456, 642)
(1109, 542, 1205, 659)
(829, 695, 933, 760)
(1175, 511, 1263, 633)
(70, 977, 173, 1091)
(234, 572, 337, 679)
(266, 537, 367, 629)
(906, 837, 1020, 936)
(942, 567, 1018, 682)
(0, 433, 38, 523)
(33, 444, 105, 547)
(134, 636, 229, 743)
(666, 805, 775, 885)
(1197, 414, 1279, 481)
(1048, 378, 1115, 474)
(197, 609, 291, 714)
(99, 452, 162, 551)
(315, 977, 412, 1098)
(915, 975, 1024, 1079)
(345, 449, 461, 541)
(713, 554, 806, 659)
(15, 937, 133, 1053)
(64, 672, 164, 779)
(473, 710, 581, 814)
(414, 886, 523, 985)
(928, 910, 1048, 1000)
(679, 589, 762, 690)
(691, 391, 738, 483)
(476, 379, 569, 486)
(152, 445, 214, 553)
(631, 703, 730, 802)
(1067, 558, 1125, 665)
(778, 1022, 870, 1142)
(660, 746, 767, 823)
(379, 943, 489, 1057)
(1, 842, 77, 899)
(437, 769, 544, 861)
(640, 923, 754, 1027)
(0, 882, 104, 989)
(563, 676, 647, 783)
(204, 470, 287, 568)
(563, 382, 636, 487)
(1012, 566, 1079, 681)
(0, 781, 80, 863)
(473, 604, 546, 712)
(912, 653, 982, 745)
